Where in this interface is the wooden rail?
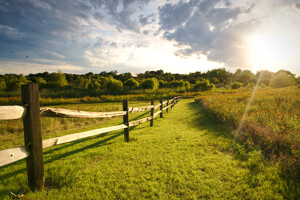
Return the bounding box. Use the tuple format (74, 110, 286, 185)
(0, 106, 27, 120)
(40, 108, 127, 118)
(0, 83, 182, 190)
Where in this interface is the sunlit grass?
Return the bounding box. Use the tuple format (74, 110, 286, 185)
(195, 86, 300, 183)
(1, 99, 294, 199)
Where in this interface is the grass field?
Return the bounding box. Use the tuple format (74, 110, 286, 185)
(0, 99, 297, 199)
(195, 87, 300, 183)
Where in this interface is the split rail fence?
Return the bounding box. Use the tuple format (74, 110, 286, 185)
(0, 83, 182, 190)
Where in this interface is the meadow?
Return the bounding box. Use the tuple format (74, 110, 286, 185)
(1, 99, 297, 199)
(0, 87, 299, 199)
(195, 86, 300, 181)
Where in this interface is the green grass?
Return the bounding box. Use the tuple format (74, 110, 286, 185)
(195, 87, 300, 183)
(0, 100, 152, 150)
(0, 99, 295, 199)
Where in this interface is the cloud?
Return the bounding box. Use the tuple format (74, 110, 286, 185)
(159, 0, 258, 68)
(0, 0, 154, 73)
(0, 60, 84, 74)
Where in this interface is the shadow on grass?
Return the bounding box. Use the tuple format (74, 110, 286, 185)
(0, 109, 153, 181)
(0, 131, 122, 181)
(187, 101, 233, 140)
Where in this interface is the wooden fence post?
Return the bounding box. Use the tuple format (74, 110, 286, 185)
(123, 100, 129, 142)
(166, 97, 169, 113)
(21, 83, 44, 190)
(160, 98, 163, 118)
(150, 100, 154, 127)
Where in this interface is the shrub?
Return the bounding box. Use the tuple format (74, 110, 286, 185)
(0, 78, 6, 91)
(247, 83, 255, 89)
(88, 81, 101, 91)
(230, 81, 243, 89)
(270, 72, 295, 88)
(140, 78, 159, 90)
(193, 78, 214, 91)
(183, 81, 191, 90)
(48, 71, 68, 88)
(106, 77, 123, 91)
(124, 78, 139, 89)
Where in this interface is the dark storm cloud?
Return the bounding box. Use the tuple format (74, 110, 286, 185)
(159, 0, 258, 67)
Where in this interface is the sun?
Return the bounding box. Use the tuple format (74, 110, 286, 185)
(247, 33, 292, 72)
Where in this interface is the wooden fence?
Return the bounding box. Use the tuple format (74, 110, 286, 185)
(0, 83, 182, 190)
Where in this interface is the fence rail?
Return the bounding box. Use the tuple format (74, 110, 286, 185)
(0, 83, 182, 190)
(40, 107, 127, 118)
(0, 106, 27, 120)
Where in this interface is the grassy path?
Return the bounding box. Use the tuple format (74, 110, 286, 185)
(0, 99, 287, 199)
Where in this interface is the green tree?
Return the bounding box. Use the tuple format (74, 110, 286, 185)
(234, 70, 255, 85)
(76, 76, 91, 89)
(193, 78, 214, 91)
(123, 78, 139, 89)
(88, 81, 101, 91)
(183, 81, 191, 90)
(0, 78, 6, 90)
(230, 81, 243, 89)
(140, 78, 159, 90)
(106, 76, 123, 91)
(256, 70, 275, 86)
(270, 72, 295, 88)
(48, 71, 68, 88)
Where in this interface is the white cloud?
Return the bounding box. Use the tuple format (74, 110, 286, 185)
(0, 60, 84, 74)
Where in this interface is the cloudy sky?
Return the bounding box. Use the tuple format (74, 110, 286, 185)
(0, 0, 300, 75)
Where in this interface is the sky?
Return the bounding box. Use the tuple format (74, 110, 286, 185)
(0, 0, 300, 76)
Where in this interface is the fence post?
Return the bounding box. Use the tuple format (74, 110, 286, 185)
(167, 97, 169, 113)
(21, 83, 44, 190)
(123, 99, 129, 142)
(150, 100, 154, 127)
(160, 98, 163, 118)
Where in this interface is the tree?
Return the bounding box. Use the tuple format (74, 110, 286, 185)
(234, 70, 255, 85)
(193, 78, 214, 91)
(256, 70, 275, 86)
(123, 78, 139, 89)
(140, 78, 159, 90)
(99, 76, 123, 91)
(270, 71, 295, 88)
(32, 77, 47, 88)
(107, 76, 123, 91)
(183, 81, 191, 90)
(48, 71, 68, 88)
(75, 76, 91, 89)
(88, 81, 101, 91)
(230, 81, 243, 89)
(0, 78, 6, 90)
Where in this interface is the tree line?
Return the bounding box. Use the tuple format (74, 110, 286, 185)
(0, 68, 298, 95)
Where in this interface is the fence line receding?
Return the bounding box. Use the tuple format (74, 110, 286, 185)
(0, 83, 182, 190)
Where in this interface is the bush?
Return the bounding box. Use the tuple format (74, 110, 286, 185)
(48, 71, 68, 88)
(88, 81, 101, 91)
(270, 72, 295, 88)
(124, 78, 139, 89)
(247, 83, 255, 89)
(193, 78, 214, 91)
(183, 81, 191, 90)
(0, 78, 6, 91)
(99, 76, 123, 91)
(140, 78, 159, 90)
(230, 81, 243, 89)
(107, 77, 123, 91)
